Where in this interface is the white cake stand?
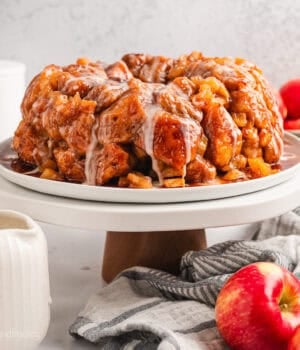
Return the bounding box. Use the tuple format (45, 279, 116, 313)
(0, 170, 299, 281)
(0, 172, 299, 231)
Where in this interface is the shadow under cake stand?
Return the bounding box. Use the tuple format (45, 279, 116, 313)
(0, 172, 299, 283)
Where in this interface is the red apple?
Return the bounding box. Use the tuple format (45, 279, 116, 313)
(215, 262, 300, 350)
(280, 79, 300, 119)
(284, 118, 300, 130)
(288, 325, 300, 350)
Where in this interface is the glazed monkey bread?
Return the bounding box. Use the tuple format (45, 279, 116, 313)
(13, 52, 283, 188)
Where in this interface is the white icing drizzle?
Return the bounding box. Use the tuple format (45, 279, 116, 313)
(23, 167, 40, 175)
(274, 128, 283, 157)
(141, 82, 202, 184)
(180, 118, 201, 178)
(143, 103, 200, 183)
(222, 106, 241, 159)
(32, 140, 51, 165)
(108, 81, 129, 90)
(47, 68, 203, 186)
(231, 124, 240, 157)
(64, 75, 106, 90)
(143, 104, 164, 184)
(40, 105, 49, 131)
(84, 117, 100, 185)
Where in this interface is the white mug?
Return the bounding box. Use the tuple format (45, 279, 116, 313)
(0, 210, 51, 349)
(0, 61, 26, 141)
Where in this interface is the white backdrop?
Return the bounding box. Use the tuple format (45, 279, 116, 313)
(1, 0, 300, 87)
(1, 2, 299, 348)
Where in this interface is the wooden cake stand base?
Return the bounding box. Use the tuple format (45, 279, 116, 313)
(102, 229, 207, 282)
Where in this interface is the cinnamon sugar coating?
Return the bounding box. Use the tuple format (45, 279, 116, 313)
(13, 53, 283, 187)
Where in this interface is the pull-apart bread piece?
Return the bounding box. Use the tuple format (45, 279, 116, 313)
(13, 53, 283, 188)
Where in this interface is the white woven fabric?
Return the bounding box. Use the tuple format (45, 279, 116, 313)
(70, 209, 300, 350)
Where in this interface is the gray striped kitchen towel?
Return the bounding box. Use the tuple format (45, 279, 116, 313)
(69, 208, 300, 349)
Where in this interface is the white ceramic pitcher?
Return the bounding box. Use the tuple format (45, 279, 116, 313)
(0, 210, 51, 349)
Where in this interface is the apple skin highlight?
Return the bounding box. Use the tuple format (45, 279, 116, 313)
(215, 262, 300, 350)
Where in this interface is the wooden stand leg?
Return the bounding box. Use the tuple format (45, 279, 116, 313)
(102, 229, 207, 283)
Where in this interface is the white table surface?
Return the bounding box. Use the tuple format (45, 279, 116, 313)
(38, 222, 259, 350)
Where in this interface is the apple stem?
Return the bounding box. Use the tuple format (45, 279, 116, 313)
(280, 303, 289, 310)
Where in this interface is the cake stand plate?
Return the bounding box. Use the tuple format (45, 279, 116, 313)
(0, 173, 299, 231)
(0, 172, 299, 281)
